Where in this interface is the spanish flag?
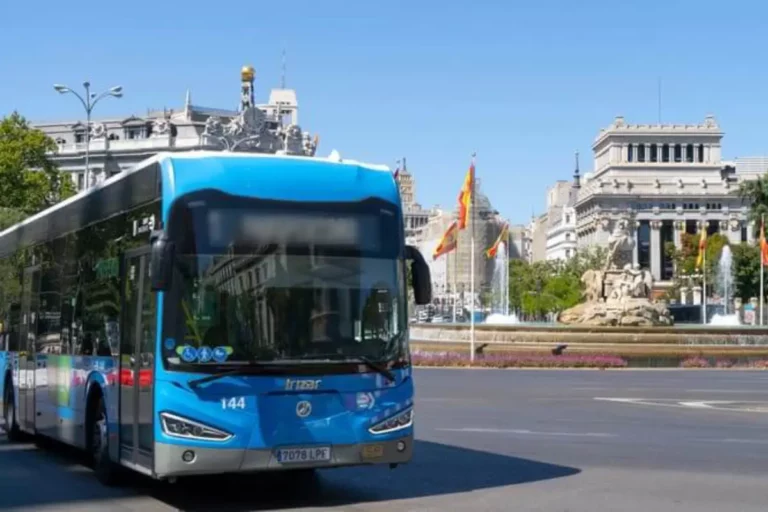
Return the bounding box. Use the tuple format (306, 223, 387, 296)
(433, 221, 459, 260)
(485, 223, 509, 258)
(760, 217, 768, 266)
(457, 158, 475, 230)
(696, 225, 707, 269)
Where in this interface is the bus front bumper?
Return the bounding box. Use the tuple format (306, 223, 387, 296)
(153, 435, 414, 478)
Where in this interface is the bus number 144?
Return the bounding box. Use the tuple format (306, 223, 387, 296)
(221, 397, 246, 410)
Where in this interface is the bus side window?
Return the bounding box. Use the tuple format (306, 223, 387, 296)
(8, 303, 20, 352)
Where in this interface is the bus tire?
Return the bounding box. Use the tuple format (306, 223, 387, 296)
(88, 393, 119, 486)
(3, 378, 22, 442)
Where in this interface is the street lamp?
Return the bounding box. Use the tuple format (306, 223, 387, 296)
(53, 81, 123, 189)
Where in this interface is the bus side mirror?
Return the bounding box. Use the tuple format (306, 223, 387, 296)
(150, 230, 175, 292)
(406, 245, 432, 305)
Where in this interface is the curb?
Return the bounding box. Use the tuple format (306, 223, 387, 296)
(412, 365, 768, 372)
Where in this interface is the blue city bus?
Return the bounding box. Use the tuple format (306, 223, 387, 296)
(0, 151, 431, 484)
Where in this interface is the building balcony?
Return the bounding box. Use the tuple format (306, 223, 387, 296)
(52, 136, 204, 155)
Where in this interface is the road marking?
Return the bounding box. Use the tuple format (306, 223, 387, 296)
(435, 427, 617, 438)
(684, 389, 768, 393)
(696, 438, 768, 445)
(678, 401, 714, 408)
(418, 398, 489, 404)
(594, 397, 768, 413)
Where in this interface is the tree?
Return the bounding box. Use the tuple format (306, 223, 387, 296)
(666, 232, 728, 282)
(738, 175, 768, 237)
(0, 112, 75, 214)
(508, 259, 529, 312)
(542, 273, 582, 310)
(507, 246, 607, 318)
(560, 245, 608, 278)
(731, 243, 760, 300)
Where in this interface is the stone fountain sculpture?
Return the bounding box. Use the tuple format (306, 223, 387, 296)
(558, 216, 673, 326)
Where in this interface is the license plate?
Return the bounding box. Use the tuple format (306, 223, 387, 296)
(362, 444, 384, 459)
(275, 446, 332, 464)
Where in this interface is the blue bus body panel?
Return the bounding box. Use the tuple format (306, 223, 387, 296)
(160, 155, 400, 208)
(149, 155, 411, 465)
(153, 369, 413, 450)
(0, 352, 117, 448)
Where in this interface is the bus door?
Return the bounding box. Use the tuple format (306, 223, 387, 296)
(119, 247, 156, 471)
(18, 265, 41, 433)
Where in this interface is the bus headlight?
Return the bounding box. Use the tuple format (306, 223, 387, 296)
(368, 407, 413, 435)
(160, 412, 232, 442)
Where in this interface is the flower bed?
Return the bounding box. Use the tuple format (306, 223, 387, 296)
(411, 350, 628, 369)
(679, 356, 768, 369)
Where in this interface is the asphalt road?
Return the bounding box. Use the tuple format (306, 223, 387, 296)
(2, 369, 768, 511)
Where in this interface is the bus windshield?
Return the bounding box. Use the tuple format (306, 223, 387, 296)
(161, 192, 407, 370)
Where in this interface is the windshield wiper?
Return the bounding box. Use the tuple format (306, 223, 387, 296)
(300, 354, 395, 383)
(187, 362, 281, 389)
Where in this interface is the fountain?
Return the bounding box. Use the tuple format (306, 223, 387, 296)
(484, 241, 520, 325)
(558, 215, 673, 326)
(709, 245, 740, 325)
(485, 312, 520, 325)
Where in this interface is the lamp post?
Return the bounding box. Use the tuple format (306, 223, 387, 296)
(53, 82, 123, 189)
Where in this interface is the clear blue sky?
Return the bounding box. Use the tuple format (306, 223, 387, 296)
(2, 0, 767, 224)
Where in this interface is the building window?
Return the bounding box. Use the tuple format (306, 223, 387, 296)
(637, 144, 645, 163)
(662, 144, 670, 162)
(698, 144, 705, 163)
(565, 233, 571, 241)
(742, 225, 748, 242)
(674, 144, 682, 162)
(686, 144, 694, 163)
(565, 214, 571, 224)
(628, 145, 634, 162)
(565, 249, 571, 258)
(77, 173, 84, 191)
(686, 220, 697, 234)
(637, 221, 651, 270)
(125, 128, 143, 140)
(75, 131, 85, 143)
(650, 144, 658, 162)
(707, 220, 719, 237)
(661, 220, 674, 281)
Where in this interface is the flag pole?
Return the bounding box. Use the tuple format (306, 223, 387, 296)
(702, 225, 707, 325)
(759, 214, 765, 325)
(505, 225, 510, 316)
(469, 153, 476, 363)
(452, 229, 458, 323)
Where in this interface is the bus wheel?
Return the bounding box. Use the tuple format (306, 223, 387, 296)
(3, 384, 21, 442)
(89, 395, 119, 486)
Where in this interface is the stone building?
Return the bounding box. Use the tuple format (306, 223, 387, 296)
(524, 213, 548, 263)
(574, 115, 747, 284)
(396, 158, 432, 245)
(544, 161, 579, 262)
(508, 224, 526, 260)
(403, 170, 509, 305)
(34, 65, 318, 191)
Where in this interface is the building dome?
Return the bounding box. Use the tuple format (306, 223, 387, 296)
(241, 65, 255, 82)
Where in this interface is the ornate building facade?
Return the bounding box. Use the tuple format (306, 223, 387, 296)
(574, 115, 748, 284)
(34, 65, 318, 190)
(544, 169, 579, 262)
(396, 158, 431, 245)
